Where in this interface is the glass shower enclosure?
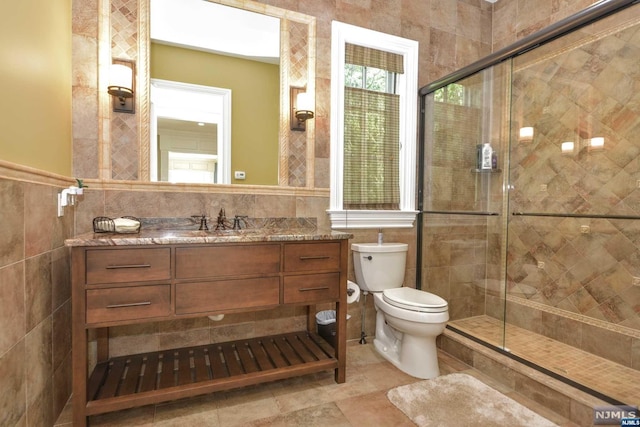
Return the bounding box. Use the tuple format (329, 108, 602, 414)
(418, 0, 640, 406)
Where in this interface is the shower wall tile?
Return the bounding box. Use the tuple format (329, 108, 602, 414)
(506, 300, 544, 335)
(507, 17, 640, 331)
(541, 311, 582, 349)
(581, 323, 632, 367)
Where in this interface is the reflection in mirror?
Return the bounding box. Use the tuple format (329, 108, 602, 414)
(150, 0, 280, 185)
(150, 79, 231, 184)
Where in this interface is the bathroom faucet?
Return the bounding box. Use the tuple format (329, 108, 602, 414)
(215, 208, 228, 230)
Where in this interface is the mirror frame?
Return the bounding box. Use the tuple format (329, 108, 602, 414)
(99, 0, 317, 190)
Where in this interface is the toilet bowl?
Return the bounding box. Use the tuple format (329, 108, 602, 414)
(352, 243, 449, 379)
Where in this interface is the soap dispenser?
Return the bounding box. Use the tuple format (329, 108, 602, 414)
(481, 143, 493, 170)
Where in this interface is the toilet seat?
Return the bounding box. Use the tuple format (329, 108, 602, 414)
(382, 287, 448, 313)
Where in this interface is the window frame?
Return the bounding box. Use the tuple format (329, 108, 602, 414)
(328, 21, 419, 229)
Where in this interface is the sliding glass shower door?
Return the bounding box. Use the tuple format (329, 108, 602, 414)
(419, 63, 511, 348)
(419, 1, 640, 406)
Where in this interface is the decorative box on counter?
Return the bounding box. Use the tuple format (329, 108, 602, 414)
(93, 216, 141, 234)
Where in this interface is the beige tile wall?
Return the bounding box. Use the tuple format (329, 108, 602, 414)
(0, 170, 74, 426)
(70, 0, 495, 360)
(0, 2, 612, 426)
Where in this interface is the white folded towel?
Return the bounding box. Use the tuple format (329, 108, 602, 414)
(113, 217, 140, 233)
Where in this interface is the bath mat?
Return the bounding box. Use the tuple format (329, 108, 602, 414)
(387, 373, 558, 427)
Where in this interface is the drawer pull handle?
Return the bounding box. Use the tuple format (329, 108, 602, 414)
(299, 256, 330, 260)
(105, 264, 152, 270)
(106, 301, 152, 308)
(299, 286, 330, 292)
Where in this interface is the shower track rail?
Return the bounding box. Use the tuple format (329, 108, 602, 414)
(423, 210, 499, 216)
(512, 212, 640, 220)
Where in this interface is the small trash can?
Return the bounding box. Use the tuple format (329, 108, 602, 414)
(315, 310, 350, 347)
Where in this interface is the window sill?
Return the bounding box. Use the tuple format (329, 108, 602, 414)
(327, 209, 418, 229)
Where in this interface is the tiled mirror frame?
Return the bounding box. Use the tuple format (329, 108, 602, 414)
(98, 0, 317, 188)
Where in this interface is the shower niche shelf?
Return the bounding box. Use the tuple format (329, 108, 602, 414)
(471, 168, 501, 173)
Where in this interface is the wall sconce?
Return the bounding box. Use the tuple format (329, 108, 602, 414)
(519, 126, 534, 141)
(107, 59, 135, 114)
(290, 86, 314, 131)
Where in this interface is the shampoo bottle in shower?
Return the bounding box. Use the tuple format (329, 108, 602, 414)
(481, 143, 493, 170)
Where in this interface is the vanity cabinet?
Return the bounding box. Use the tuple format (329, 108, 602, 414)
(70, 238, 349, 427)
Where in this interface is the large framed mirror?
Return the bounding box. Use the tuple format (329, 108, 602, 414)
(100, 0, 316, 188)
(149, 0, 279, 185)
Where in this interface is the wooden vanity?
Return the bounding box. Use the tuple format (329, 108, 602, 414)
(67, 229, 350, 426)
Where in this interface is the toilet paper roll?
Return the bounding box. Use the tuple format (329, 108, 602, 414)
(346, 280, 361, 304)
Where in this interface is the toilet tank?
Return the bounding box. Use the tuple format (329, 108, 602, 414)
(351, 243, 408, 292)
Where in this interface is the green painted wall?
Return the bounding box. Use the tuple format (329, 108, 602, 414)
(151, 43, 280, 185)
(0, 0, 72, 176)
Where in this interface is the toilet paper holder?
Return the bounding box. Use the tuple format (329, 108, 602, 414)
(347, 288, 355, 296)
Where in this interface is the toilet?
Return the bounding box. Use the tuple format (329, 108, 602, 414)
(352, 242, 449, 379)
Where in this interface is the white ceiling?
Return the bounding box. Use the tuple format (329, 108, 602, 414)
(150, 0, 280, 63)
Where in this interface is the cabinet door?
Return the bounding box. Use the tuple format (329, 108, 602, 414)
(175, 245, 280, 279)
(175, 277, 280, 314)
(283, 273, 340, 304)
(284, 242, 341, 272)
(86, 248, 171, 284)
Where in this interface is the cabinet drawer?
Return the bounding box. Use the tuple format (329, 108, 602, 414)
(175, 245, 280, 279)
(283, 273, 340, 304)
(176, 277, 280, 314)
(86, 285, 171, 324)
(284, 243, 341, 272)
(86, 248, 171, 284)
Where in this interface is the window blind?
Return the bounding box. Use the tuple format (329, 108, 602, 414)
(343, 44, 403, 210)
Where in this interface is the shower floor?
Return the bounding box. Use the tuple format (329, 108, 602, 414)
(449, 315, 640, 406)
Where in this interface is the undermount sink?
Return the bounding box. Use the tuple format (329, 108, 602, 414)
(207, 228, 260, 236)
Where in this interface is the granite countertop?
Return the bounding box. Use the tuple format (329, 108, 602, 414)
(64, 217, 352, 247)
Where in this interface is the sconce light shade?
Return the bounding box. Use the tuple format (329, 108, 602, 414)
(519, 126, 534, 141)
(290, 86, 314, 131)
(589, 137, 605, 150)
(108, 60, 135, 113)
(561, 141, 574, 154)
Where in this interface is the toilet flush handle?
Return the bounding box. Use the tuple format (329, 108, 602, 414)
(363, 255, 373, 260)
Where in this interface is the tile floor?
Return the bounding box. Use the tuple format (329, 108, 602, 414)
(450, 316, 640, 407)
(54, 341, 578, 426)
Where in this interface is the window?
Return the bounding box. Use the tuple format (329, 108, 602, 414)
(329, 22, 418, 229)
(343, 44, 401, 210)
(434, 83, 467, 105)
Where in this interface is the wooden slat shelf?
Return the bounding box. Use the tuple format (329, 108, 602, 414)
(84, 331, 336, 416)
